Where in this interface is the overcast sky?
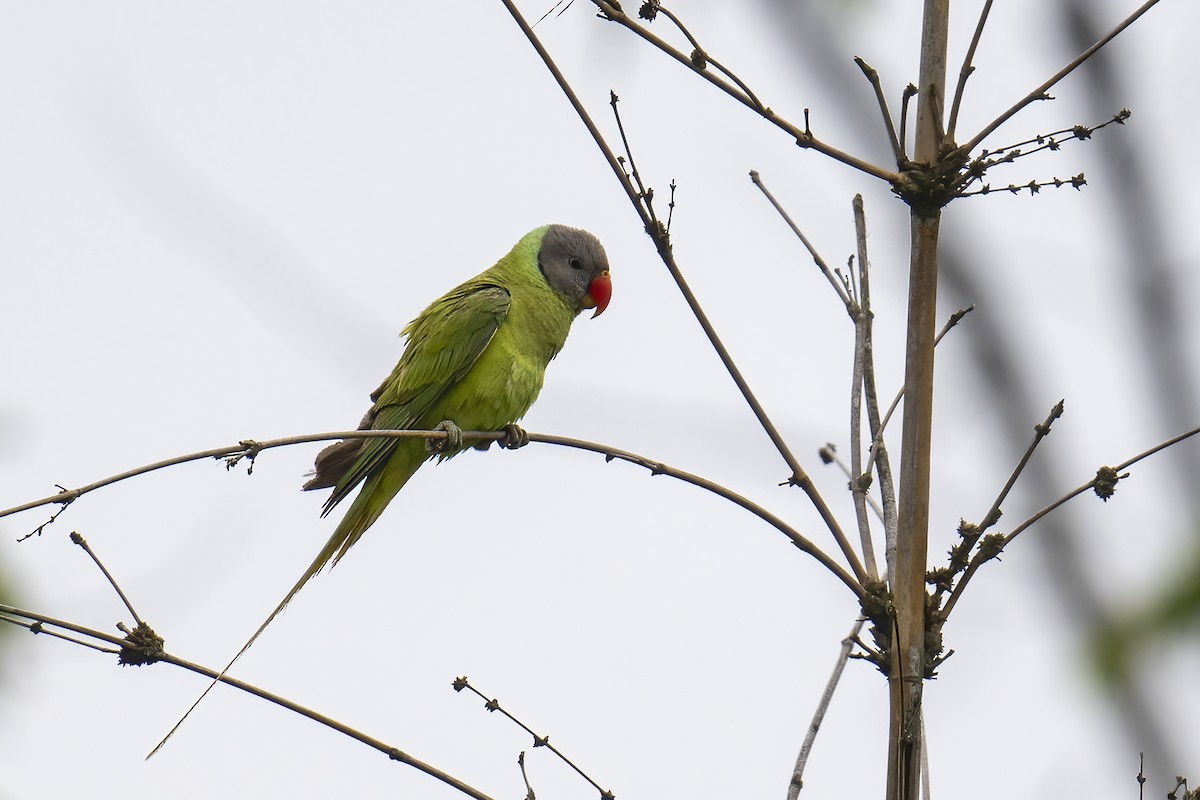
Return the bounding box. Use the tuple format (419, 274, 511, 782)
(1, 1, 1198, 798)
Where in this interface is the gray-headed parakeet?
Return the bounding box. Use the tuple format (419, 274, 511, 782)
(235, 225, 610, 662)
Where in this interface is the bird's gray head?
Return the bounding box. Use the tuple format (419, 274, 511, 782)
(538, 225, 612, 318)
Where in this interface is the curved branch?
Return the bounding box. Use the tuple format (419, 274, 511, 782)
(2, 427, 866, 601)
(588, 0, 899, 183)
(0, 603, 498, 800)
(533, 434, 867, 602)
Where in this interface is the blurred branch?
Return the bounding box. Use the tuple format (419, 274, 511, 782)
(454, 677, 615, 800)
(498, 0, 870, 587)
(939, 423, 1200, 620)
(0, 602, 498, 800)
(587, 0, 901, 183)
(960, 0, 1163, 154)
(945, 0, 993, 144)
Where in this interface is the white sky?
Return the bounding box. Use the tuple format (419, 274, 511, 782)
(1, 1, 1198, 798)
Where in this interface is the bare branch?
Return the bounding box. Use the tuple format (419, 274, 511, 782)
(454, 677, 615, 799)
(498, 0, 870, 587)
(850, 197, 881, 581)
(70, 531, 146, 627)
(787, 616, 867, 798)
(945, 0, 993, 144)
(960, 0, 1163, 154)
(749, 170, 854, 311)
(586, 0, 901, 183)
(939, 423, 1200, 620)
(0, 603, 499, 800)
(853, 57, 905, 163)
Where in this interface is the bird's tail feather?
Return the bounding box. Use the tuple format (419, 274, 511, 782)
(146, 451, 423, 758)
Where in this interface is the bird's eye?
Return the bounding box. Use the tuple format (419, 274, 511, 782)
(568, 256, 583, 270)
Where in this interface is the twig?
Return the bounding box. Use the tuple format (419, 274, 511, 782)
(819, 444, 884, 524)
(939, 424, 1200, 620)
(1, 429, 503, 523)
(69, 531, 145, 627)
(787, 616, 866, 798)
(498, 0, 870, 588)
(652, 3, 765, 111)
(945, 0, 993, 144)
(899, 84, 918, 154)
(862, 305, 975, 480)
(853, 57, 905, 163)
(518, 752, 536, 800)
(977, 400, 1065, 534)
(749, 170, 854, 311)
(586, 0, 901, 183)
(0, 603, 498, 800)
(454, 677, 615, 800)
(0, 613, 122, 655)
(960, 0, 1163, 154)
(537, 433, 867, 602)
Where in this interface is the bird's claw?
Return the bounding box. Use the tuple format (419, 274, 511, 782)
(499, 423, 530, 450)
(429, 420, 464, 454)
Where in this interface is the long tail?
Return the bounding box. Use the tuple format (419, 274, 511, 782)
(146, 449, 424, 758)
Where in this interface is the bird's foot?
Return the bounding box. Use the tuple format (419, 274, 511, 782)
(498, 423, 530, 450)
(429, 420, 464, 454)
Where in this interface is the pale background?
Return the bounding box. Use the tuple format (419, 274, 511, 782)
(1, 1, 1198, 798)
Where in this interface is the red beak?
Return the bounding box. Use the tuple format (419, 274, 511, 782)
(583, 270, 612, 318)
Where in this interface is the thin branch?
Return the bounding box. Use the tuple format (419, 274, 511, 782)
(819, 444, 885, 523)
(788, 616, 867, 799)
(899, 84, 918, 154)
(1, 429, 496, 523)
(536, 433, 867, 602)
(749, 170, 854, 311)
(853, 57, 905, 162)
(653, 3, 765, 111)
(939, 424, 1200, 620)
(862, 305, 975, 479)
(960, 0, 1163, 154)
(587, 0, 901, 183)
(945, 0, 993, 144)
(69, 531, 145, 627)
(0, 603, 498, 800)
(0, 613, 122, 655)
(855, 197, 899, 568)
(976, 400, 1065, 534)
(3, 426, 868, 601)
(454, 677, 615, 800)
(849, 197, 881, 581)
(498, 0, 870, 587)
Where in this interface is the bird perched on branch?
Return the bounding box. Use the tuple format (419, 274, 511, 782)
(152, 224, 611, 754)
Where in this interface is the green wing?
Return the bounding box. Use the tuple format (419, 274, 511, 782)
(320, 282, 511, 513)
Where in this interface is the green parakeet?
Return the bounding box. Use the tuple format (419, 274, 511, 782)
(269, 224, 609, 628)
(153, 225, 610, 749)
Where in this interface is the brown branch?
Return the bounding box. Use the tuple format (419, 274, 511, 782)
(945, 0, 993, 144)
(587, 0, 900, 183)
(0, 603, 498, 800)
(454, 677, 615, 799)
(939, 424, 1200, 621)
(498, 0, 870, 588)
(849, 196, 881, 581)
(960, 0, 1164, 154)
(853, 57, 906, 163)
(749, 170, 854, 311)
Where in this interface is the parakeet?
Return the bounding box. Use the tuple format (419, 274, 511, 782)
(152, 225, 610, 751)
